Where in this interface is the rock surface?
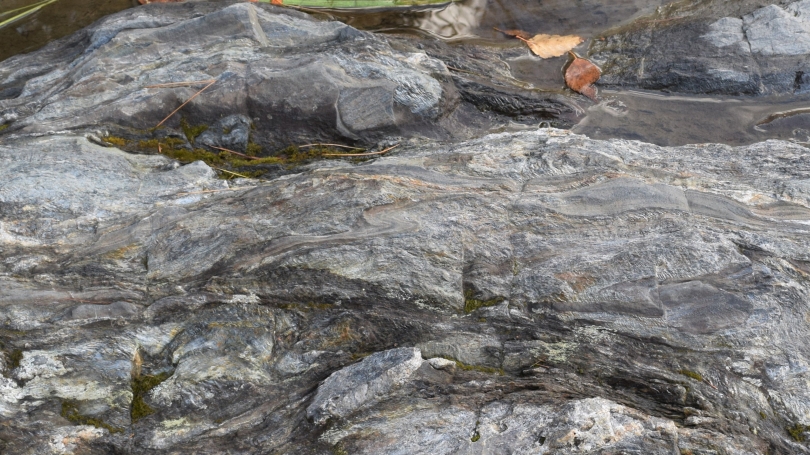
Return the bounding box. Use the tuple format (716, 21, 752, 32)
(1, 127, 810, 453)
(0, 2, 579, 152)
(2, 2, 810, 455)
(590, 0, 810, 95)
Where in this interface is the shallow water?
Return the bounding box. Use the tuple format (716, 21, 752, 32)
(1, 0, 809, 147)
(0, 0, 135, 62)
(574, 90, 810, 146)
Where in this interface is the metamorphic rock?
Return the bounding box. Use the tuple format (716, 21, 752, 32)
(1, 1, 810, 454)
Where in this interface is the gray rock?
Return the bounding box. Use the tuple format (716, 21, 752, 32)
(590, 0, 810, 94)
(195, 114, 252, 152)
(306, 347, 423, 424)
(0, 3, 579, 151)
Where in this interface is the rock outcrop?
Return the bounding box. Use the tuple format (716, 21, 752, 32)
(0, 1, 579, 152)
(590, 0, 810, 95)
(2, 2, 810, 455)
(1, 127, 810, 453)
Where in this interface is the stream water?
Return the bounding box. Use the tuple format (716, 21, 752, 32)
(1, 0, 809, 147)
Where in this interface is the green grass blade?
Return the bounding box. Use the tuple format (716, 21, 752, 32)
(0, 0, 57, 30)
(0, 0, 56, 18)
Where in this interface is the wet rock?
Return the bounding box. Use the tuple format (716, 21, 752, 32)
(0, 3, 579, 152)
(590, 0, 810, 95)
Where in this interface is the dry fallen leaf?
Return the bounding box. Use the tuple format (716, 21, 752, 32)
(520, 34, 583, 59)
(564, 52, 601, 101)
(493, 27, 533, 40)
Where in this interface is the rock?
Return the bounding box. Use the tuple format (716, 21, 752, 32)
(0, 128, 807, 453)
(306, 347, 423, 424)
(426, 357, 456, 372)
(589, 0, 810, 95)
(0, 3, 579, 152)
(2, 3, 810, 453)
(195, 114, 252, 153)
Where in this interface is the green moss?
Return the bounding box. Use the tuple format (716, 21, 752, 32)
(131, 372, 170, 422)
(678, 369, 703, 382)
(180, 118, 208, 144)
(0, 124, 8, 132)
(61, 401, 123, 434)
(103, 136, 129, 147)
(333, 443, 349, 455)
(471, 431, 480, 442)
(788, 423, 810, 442)
(463, 290, 505, 314)
(246, 141, 262, 156)
(760, 411, 768, 420)
(442, 356, 504, 376)
(5, 349, 22, 372)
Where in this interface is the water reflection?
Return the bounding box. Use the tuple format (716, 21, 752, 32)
(412, 0, 486, 39)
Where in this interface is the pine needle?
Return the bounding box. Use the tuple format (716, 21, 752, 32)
(145, 79, 217, 89)
(323, 144, 399, 157)
(155, 79, 217, 129)
(210, 145, 261, 160)
(298, 143, 364, 150)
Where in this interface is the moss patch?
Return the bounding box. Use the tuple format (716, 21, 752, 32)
(246, 140, 262, 156)
(678, 369, 703, 382)
(0, 124, 8, 132)
(788, 423, 810, 442)
(103, 136, 129, 147)
(471, 431, 480, 442)
(131, 372, 170, 423)
(61, 401, 123, 433)
(463, 290, 505, 314)
(180, 118, 208, 144)
(5, 349, 23, 372)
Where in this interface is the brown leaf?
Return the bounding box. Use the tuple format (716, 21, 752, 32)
(564, 53, 601, 101)
(519, 34, 583, 59)
(494, 27, 533, 40)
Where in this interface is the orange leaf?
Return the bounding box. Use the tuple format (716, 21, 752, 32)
(518, 34, 583, 59)
(564, 53, 601, 101)
(494, 27, 533, 40)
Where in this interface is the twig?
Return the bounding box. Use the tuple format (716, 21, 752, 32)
(212, 167, 250, 179)
(176, 187, 251, 196)
(145, 79, 216, 89)
(323, 144, 399, 157)
(703, 379, 719, 390)
(298, 143, 364, 150)
(210, 145, 261, 160)
(155, 79, 217, 128)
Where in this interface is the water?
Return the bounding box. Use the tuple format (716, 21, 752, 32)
(1, 0, 809, 147)
(0, 0, 135, 62)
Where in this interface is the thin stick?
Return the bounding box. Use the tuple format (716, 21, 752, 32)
(298, 143, 364, 150)
(210, 145, 261, 160)
(212, 167, 250, 179)
(146, 79, 216, 89)
(155, 79, 216, 129)
(176, 187, 250, 196)
(323, 144, 399, 157)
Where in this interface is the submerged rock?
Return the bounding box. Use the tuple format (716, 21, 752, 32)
(590, 0, 810, 95)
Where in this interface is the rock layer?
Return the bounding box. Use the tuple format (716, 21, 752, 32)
(0, 128, 810, 453)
